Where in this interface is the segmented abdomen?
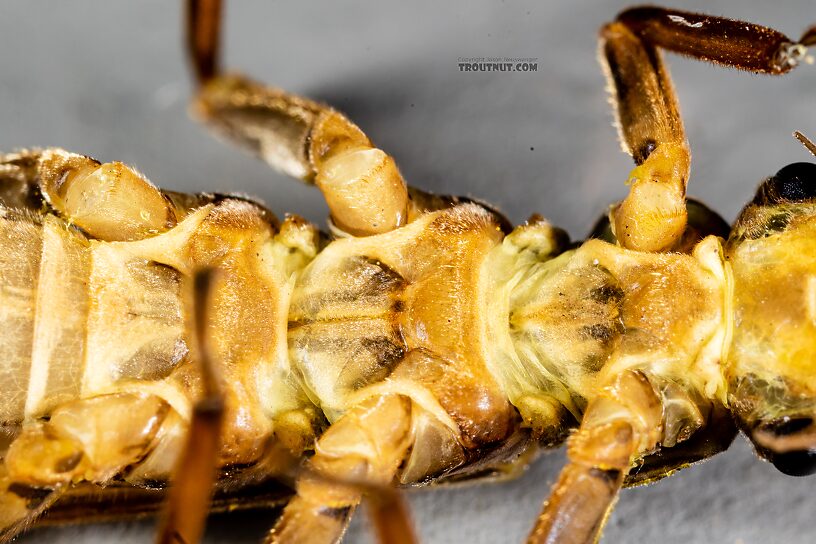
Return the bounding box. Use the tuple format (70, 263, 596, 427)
(0, 150, 319, 473)
(0, 208, 45, 423)
(0, 207, 186, 427)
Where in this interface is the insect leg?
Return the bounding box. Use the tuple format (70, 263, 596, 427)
(600, 7, 811, 252)
(155, 269, 225, 544)
(186, 0, 221, 86)
(0, 465, 62, 544)
(527, 370, 663, 544)
(0, 393, 174, 541)
(36, 149, 179, 242)
(365, 486, 418, 544)
(265, 394, 415, 544)
(185, 0, 409, 236)
(589, 198, 730, 254)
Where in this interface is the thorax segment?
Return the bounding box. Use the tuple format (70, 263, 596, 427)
(483, 223, 729, 435)
(288, 204, 515, 456)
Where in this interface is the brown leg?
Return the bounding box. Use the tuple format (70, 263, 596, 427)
(156, 270, 225, 544)
(265, 394, 416, 544)
(527, 371, 663, 544)
(795, 131, 816, 158)
(601, 7, 812, 252)
(366, 487, 418, 544)
(186, 0, 222, 86)
(185, 0, 409, 236)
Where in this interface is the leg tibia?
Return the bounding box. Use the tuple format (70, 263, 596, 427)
(617, 7, 802, 74)
(527, 462, 623, 544)
(527, 371, 663, 544)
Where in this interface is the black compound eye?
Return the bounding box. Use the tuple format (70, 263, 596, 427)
(754, 162, 816, 205)
(768, 449, 816, 477)
(754, 417, 816, 476)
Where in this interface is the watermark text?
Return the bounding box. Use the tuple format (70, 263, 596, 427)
(457, 57, 538, 72)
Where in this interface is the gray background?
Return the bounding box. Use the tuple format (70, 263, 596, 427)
(2, 1, 815, 542)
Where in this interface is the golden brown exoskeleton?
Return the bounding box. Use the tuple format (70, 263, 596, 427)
(1, 3, 815, 543)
